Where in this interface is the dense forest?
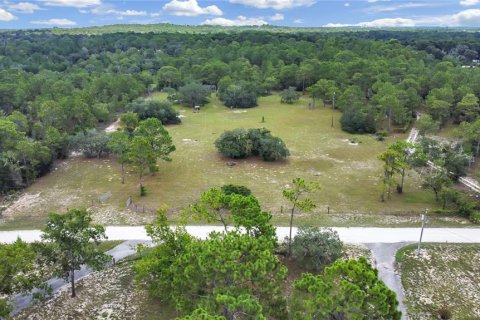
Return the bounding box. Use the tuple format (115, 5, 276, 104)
(1, 28, 480, 193)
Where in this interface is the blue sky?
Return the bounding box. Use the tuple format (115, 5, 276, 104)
(0, 0, 479, 29)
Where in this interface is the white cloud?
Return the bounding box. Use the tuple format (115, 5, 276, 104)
(31, 18, 76, 25)
(150, 12, 162, 17)
(202, 15, 267, 26)
(293, 18, 304, 23)
(344, 3, 350, 7)
(324, 17, 414, 27)
(7, 2, 41, 14)
(359, 17, 415, 27)
(366, 2, 440, 14)
(325, 9, 480, 27)
(269, 13, 284, 21)
(163, 0, 222, 16)
(229, 0, 315, 10)
(323, 23, 351, 27)
(460, 0, 479, 6)
(90, 6, 147, 16)
(109, 9, 147, 16)
(0, 8, 16, 21)
(450, 8, 480, 25)
(40, 0, 101, 8)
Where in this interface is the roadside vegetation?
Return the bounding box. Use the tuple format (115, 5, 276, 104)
(5, 189, 390, 319)
(397, 243, 480, 319)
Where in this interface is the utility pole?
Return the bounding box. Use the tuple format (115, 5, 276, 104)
(331, 91, 335, 127)
(417, 209, 428, 255)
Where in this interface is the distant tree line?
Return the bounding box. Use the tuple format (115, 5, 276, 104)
(1, 29, 479, 193)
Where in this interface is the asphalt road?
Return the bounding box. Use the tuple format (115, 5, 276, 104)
(3, 226, 480, 319)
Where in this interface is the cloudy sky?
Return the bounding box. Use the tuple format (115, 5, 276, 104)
(0, 0, 479, 28)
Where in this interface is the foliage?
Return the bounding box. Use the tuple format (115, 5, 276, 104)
(126, 98, 181, 124)
(340, 107, 376, 134)
(190, 188, 275, 240)
(417, 114, 440, 136)
(292, 226, 343, 272)
(378, 141, 416, 200)
(135, 211, 286, 318)
(120, 112, 139, 134)
(126, 118, 175, 195)
(280, 87, 300, 104)
(41, 208, 110, 297)
(107, 131, 130, 184)
(469, 211, 480, 224)
(219, 83, 258, 109)
(215, 128, 289, 161)
(0, 239, 46, 317)
(179, 82, 210, 107)
(282, 178, 320, 257)
(221, 184, 252, 196)
(69, 129, 110, 158)
(421, 165, 453, 201)
(291, 258, 401, 320)
(1, 28, 480, 195)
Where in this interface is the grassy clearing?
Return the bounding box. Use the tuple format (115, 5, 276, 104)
(397, 243, 480, 320)
(2, 93, 448, 229)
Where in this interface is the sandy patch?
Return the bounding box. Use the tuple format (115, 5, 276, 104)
(104, 119, 121, 133)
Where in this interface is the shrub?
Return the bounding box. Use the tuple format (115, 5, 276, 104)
(470, 211, 480, 224)
(219, 83, 257, 109)
(258, 137, 290, 161)
(280, 87, 300, 104)
(292, 226, 343, 272)
(140, 185, 147, 197)
(215, 128, 289, 161)
(214, 128, 251, 159)
(221, 184, 252, 196)
(126, 98, 180, 125)
(340, 107, 376, 134)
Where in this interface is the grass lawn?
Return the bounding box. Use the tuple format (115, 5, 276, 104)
(2, 93, 447, 229)
(396, 243, 480, 320)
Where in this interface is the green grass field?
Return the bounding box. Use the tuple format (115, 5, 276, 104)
(397, 243, 480, 319)
(1, 93, 447, 229)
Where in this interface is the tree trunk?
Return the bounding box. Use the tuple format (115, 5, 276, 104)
(121, 162, 125, 184)
(288, 202, 297, 257)
(398, 168, 405, 194)
(388, 109, 392, 133)
(434, 189, 439, 201)
(70, 269, 76, 298)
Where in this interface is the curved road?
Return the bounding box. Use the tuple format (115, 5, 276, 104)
(3, 226, 480, 319)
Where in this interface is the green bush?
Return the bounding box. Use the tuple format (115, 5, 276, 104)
(470, 211, 480, 224)
(215, 128, 289, 161)
(126, 98, 180, 124)
(221, 184, 252, 196)
(340, 107, 376, 134)
(140, 185, 147, 197)
(219, 82, 257, 109)
(214, 128, 251, 159)
(292, 226, 343, 272)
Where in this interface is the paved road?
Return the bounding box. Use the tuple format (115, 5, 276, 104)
(3, 226, 480, 319)
(11, 240, 151, 315)
(366, 242, 411, 320)
(2, 226, 480, 244)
